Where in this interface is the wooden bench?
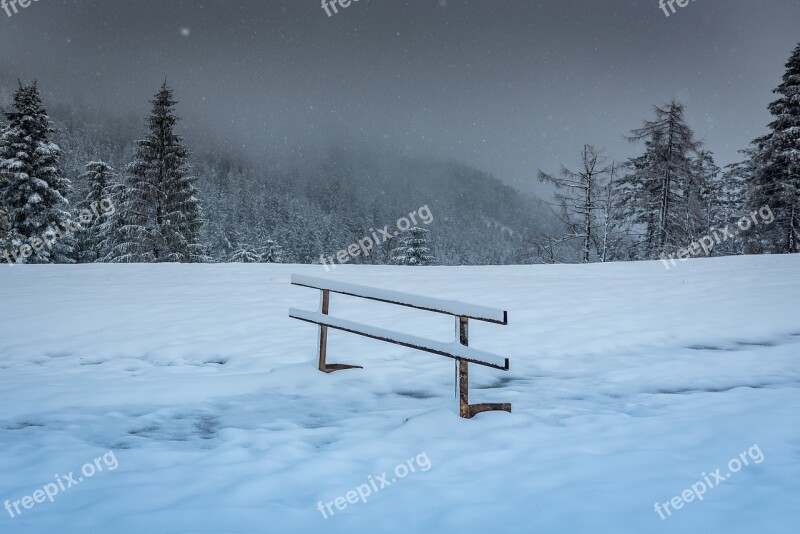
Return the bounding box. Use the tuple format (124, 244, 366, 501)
(288, 274, 511, 419)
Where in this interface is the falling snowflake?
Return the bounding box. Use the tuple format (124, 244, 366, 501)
(180, 27, 191, 37)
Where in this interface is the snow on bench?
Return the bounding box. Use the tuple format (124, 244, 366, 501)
(291, 274, 507, 325)
(289, 308, 509, 370)
(289, 275, 512, 419)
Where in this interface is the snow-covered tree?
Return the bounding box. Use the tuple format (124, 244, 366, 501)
(97, 180, 129, 262)
(260, 238, 283, 263)
(391, 227, 435, 265)
(112, 82, 203, 262)
(0, 203, 18, 262)
(228, 246, 261, 263)
(687, 150, 720, 244)
(0, 81, 72, 263)
(702, 152, 752, 256)
(75, 161, 116, 263)
(747, 42, 800, 253)
(0, 121, 10, 256)
(620, 101, 704, 259)
(537, 145, 618, 263)
(594, 161, 626, 262)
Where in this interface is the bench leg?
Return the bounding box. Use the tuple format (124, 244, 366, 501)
(317, 290, 329, 371)
(457, 316, 511, 418)
(459, 359, 471, 418)
(317, 289, 362, 373)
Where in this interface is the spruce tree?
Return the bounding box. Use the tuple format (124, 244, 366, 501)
(114, 82, 203, 262)
(747, 42, 800, 253)
(74, 161, 116, 262)
(0, 81, 72, 263)
(706, 152, 752, 256)
(228, 246, 261, 263)
(0, 119, 8, 255)
(99, 180, 129, 262)
(391, 227, 435, 266)
(0, 204, 16, 263)
(260, 238, 283, 263)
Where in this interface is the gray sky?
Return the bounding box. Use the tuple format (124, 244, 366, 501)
(1, 0, 799, 194)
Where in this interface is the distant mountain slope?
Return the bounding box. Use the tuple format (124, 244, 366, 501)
(44, 103, 558, 265)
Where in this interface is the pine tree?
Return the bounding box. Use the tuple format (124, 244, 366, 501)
(706, 152, 752, 256)
(0, 81, 72, 263)
(98, 180, 129, 262)
(0, 202, 17, 264)
(260, 238, 283, 263)
(113, 82, 203, 262)
(747, 42, 800, 253)
(228, 246, 261, 263)
(0, 119, 10, 256)
(75, 161, 116, 263)
(0, 116, 5, 248)
(391, 227, 435, 265)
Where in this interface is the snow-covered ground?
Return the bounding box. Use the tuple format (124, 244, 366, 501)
(0, 255, 798, 533)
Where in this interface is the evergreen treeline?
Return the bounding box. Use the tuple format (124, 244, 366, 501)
(1, 42, 799, 266)
(0, 80, 552, 266)
(536, 43, 800, 263)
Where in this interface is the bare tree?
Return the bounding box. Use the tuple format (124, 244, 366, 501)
(537, 145, 617, 263)
(594, 161, 625, 262)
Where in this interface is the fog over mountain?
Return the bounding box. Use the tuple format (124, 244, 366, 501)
(2, 0, 799, 196)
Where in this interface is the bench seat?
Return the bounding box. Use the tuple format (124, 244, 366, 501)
(289, 308, 509, 371)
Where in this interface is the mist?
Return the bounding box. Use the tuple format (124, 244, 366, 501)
(2, 0, 798, 195)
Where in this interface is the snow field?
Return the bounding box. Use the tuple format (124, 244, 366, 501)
(0, 255, 798, 532)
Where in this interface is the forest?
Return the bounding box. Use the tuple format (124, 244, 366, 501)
(1, 43, 799, 266)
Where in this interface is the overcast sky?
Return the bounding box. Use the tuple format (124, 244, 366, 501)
(1, 0, 799, 193)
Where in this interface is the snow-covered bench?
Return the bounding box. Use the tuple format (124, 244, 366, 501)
(288, 274, 511, 419)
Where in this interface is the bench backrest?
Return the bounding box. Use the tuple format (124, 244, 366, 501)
(291, 274, 507, 325)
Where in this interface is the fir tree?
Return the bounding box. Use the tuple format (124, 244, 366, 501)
(706, 152, 752, 256)
(391, 227, 435, 266)
(260, 238, 283, 263)
(747, 42, 800, 253)
(0, 118, 10, 256)
(75, 161, 116, 262)
(228, 246, 261, 263)
(113, 82, 203, 262)
(0, 204, 18, 263)
(0, 81, 72, 263)
(98, 180, 129, 262)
